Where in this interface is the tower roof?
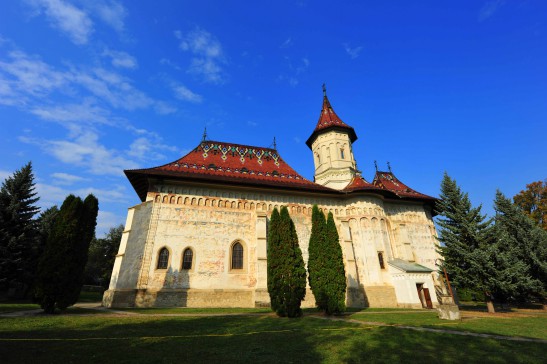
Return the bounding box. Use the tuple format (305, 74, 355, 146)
(125, 140, 335, 201)
(306, 92, 357, 148)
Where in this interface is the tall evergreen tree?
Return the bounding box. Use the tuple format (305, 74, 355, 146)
(324, 212, 346, 314)
(308, 205, 327, 309)
(0, 162, 40, 297)
(267, 208, 282, 312)
(267, 207, 306, 317)
(35, 194, 99, 313)
(435, 173, 497, 311)
(279, 206, 306, 317)
(65, 194, 98, 305)
(493, 191, 546, 302)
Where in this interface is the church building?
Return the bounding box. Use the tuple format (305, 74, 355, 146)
(103, 89, 441, 309)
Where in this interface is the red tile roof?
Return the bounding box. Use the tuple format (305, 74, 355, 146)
(372, 171, 436, 200)
(342, 174, 384, 193)
(306, 95, 357, 148)
(125, 140, 336, 201)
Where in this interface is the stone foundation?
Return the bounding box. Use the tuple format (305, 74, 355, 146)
(437, 304, 461, 320)
(363, 286, 398, 307)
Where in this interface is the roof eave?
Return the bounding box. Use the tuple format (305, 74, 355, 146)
(305, 125, 358, 149)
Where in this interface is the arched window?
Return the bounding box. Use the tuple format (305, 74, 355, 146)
(231, 242, 243, 269)
(157, 247, 169, 269)
(182, 248, 193, 270)
(340, 148, 345, 159)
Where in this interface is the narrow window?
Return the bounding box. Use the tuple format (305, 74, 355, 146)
(232, 242, 243, 269)
(378, 251, 385, 269)
(182, 248, 193, 270)
(340, 148, 345, 159)
(157, 248, 169, 269)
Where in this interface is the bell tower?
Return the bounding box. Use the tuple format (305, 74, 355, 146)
(306, 86, 358, 190)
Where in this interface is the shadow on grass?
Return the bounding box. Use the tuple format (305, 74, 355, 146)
(340, 326, 546, 364)
(1, 315, 546, 363)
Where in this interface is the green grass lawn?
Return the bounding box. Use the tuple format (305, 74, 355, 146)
(349, 311, 547, 340)
(0, 314, 545, 364)
(0, 303, 40, 314)
(118, 306, 273, 314)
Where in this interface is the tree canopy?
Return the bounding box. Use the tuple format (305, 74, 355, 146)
(267, 206, 306, 317)
(0, 162, 40, 297)
(308, 205, 346, 314)
(436, 173, 545, 312)
(35, 194, 98, 313)
(85, 224, 124, 288)
(513, 180, 546, 231)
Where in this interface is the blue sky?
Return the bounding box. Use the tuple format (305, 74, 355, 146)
(0, 1, 545, 236)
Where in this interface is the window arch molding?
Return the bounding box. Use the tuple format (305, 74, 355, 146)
(181, 246, 195, 271)
(229, 240, 247, 272)
(156, 246, 171, 270)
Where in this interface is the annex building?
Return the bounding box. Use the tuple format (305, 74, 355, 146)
(103, 89, 442, 309)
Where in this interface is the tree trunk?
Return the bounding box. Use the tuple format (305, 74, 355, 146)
(485, 293, 496, 313)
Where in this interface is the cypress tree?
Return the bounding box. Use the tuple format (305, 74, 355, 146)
(324, 212, 346, 314)
(308, 205, 327, 309)
(267, 208, 282, 312)
(35, 194, 98, 313)
(0, 162, 40, 297)
(66, 194, 98, 305)
(279, 206, 306, 317)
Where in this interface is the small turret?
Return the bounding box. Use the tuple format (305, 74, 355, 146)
(306, 86, 359, 189)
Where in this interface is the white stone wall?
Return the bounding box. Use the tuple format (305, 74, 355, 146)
(105, 181, 441, 308)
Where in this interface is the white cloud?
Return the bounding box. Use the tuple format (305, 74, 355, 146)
(127, 133, 178, 161)
(175, 27, 226, 84)
(172, 84, 203, 103)
(30, 100, 114, 127)
(154, 101, 177, 115)
(247, 121, 258, 127)
(0, 170, 12, 182)
(160, 58, 181, 70)
(478, 0, 505, 22)
(51, 172, 86, 185)
(103, 49, 137, 69)
(343, 43, 363, 59)
(21, 130, 139, 176)
(36, 182, 128, 207)
(90, 0, 127, 33)
(0, 50, 67, 102)
(280, 37, 292, 48)
(26, 0, 93, 45)
(25, 0, 128, 44)
(72, 67, 153, 110)
(0, 50, 155, 112)
(96, 210, 125, 237)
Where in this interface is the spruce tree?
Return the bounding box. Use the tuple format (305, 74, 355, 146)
(279, 206, 306, 317)
(308, 205, 327, 309)
(267, 208, 282, 312)
(324, 212, 346, 314)
(435, 173, 497, 311)
(0, 162, 40, 297)
(493, 191, 546, 302)
(35, 194, 98, 313)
